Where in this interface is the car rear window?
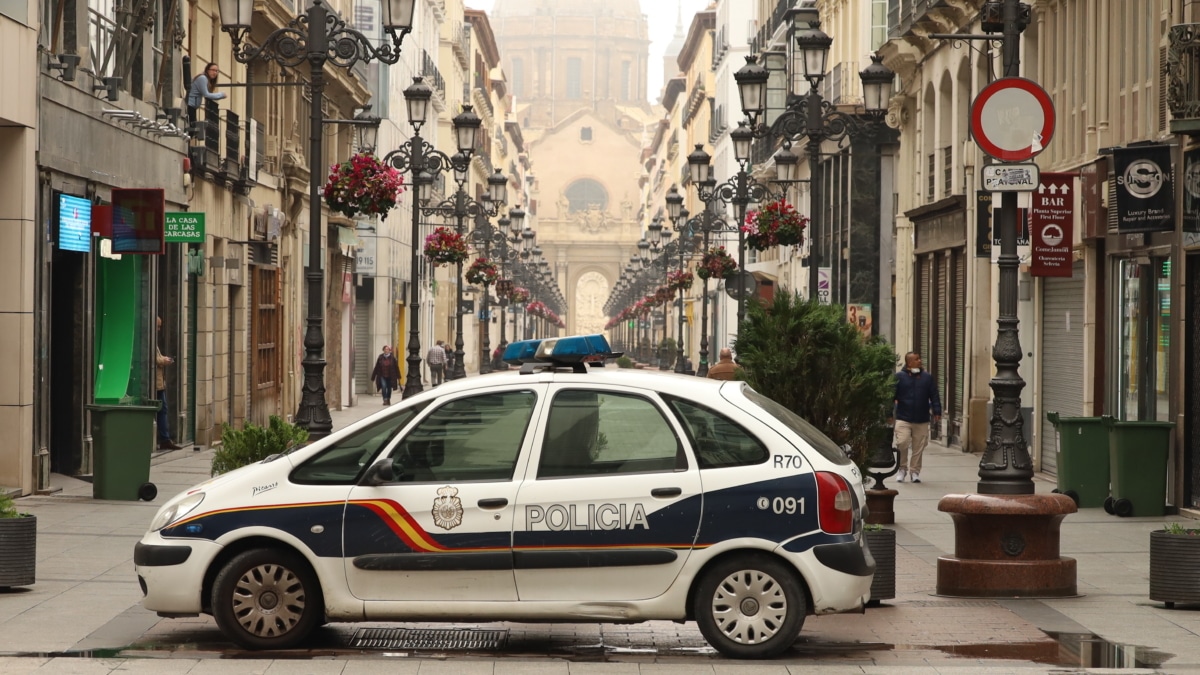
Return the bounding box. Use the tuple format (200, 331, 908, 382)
(742, 388, 851, 466)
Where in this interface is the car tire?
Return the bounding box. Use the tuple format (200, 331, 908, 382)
(693, 555, 807, 659)
(211, 548, 324, 650)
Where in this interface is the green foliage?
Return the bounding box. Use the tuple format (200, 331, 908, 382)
(658, 337, 678, 362)
(0, 492, 22, 518)
(734, 292, 897, 468)
(1163, 522, 1200, 536)
(211, 416, 309, 476)
(615, 356, 634, 369)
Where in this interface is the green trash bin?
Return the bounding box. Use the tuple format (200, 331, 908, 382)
(86, 399, 161, 502)
(1101, 415, 1173, 518)
(1046, 413, 1109, 508)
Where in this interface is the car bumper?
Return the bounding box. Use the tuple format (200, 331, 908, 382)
(779, 537, 874, 614)
(134, 533, 223, 615)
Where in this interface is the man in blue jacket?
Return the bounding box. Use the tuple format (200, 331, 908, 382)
(892, 352, 942, 483)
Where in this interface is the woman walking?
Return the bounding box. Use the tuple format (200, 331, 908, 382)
(370, 345, 401, 405)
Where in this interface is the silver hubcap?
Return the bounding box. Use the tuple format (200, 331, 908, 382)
(231, 563, 306, 639)
(710, 569, 788, 645)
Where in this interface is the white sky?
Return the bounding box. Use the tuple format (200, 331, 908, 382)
(465, 0, 712, 103)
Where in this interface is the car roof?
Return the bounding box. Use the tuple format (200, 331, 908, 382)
(406, 366, 734, 403)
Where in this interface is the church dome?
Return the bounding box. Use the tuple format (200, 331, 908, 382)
(491, 0, 645, 19)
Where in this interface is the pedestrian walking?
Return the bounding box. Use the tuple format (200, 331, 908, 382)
(891, 351, 941, 483)
(186, 62, 226, 130)
(706, 347, 741, 381)
(155, 317, 182, 450)
(370, 345, 400, 405)
(427, 340, 447, 386)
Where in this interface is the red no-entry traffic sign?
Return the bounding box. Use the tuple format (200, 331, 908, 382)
(970, 77, 1055, 162)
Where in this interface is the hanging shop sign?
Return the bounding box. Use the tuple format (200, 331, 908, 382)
(165, 212, 205, 243)
(975, 191, 992, 257)
(990, 201, 1031, 265)
(111, 188, 165, 254)
(57, 193, 92, 253)
(1184, 148, 1200, 234)
(815, 267, 831, 305)
(1030, 172, 1076, 277)
(1113, 144, 1174, 233)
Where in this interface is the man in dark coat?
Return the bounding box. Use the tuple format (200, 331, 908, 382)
(892, 351, 941, 483)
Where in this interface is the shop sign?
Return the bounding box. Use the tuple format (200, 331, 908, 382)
(356, 234, 377, 275)
(816, 268, 831, 305)
(846, 304, 872, 339)
(1030, 172, 1076, 277)
(1114, 144, 1174, 233)
(1184, 148, 1200, 233)
(112, 188, 165, 254)
(165, 212, 205, 243)
(990, 201, 1031, 265)
(976, 191, 992, 257)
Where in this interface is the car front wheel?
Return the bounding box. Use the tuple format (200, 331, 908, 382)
(693, 555, 807, 659)
(211, 548, 323, 650)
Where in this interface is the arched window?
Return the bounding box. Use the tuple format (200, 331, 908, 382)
(565, 179, 608, 213)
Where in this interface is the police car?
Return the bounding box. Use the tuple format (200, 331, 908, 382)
(134, 335, 874, 659)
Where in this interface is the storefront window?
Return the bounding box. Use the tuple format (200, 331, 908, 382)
(1113, 257, 1172, 421)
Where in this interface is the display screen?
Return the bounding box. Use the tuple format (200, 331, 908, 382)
(58, 194, 92, 253)
(111, 188, 165, 255)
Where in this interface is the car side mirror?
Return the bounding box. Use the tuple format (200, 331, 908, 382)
(362, 457, 396, 486)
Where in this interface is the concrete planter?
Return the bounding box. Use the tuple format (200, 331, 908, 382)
(1149, 530, 1200, 608)
(0, 514, 36, 588)
(864, 527, 895, 605)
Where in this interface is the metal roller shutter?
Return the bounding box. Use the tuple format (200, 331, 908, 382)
(950, 250, 966, 443)
(916, 255, 931, 361)
(933, 254, 947, 440)
(355, 300, 372, 395)
(1039, 261, 1086, 475)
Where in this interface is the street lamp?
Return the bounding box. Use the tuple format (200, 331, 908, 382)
(219, 0, 411, 439)
(733, 9, 894, 302)
(686, 142, 778, 331)
(685, 200, 732, 377)
(417, 109, 506, 381)
(382, 77, 461, 399)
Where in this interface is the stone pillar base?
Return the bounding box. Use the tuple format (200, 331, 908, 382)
(936, 492, 1078, 598)
(865, 489, 898, 524)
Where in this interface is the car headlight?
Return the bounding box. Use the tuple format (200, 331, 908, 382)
(150, 493, 205, 532)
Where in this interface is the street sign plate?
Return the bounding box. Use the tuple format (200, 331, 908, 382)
(970, 77, 1055, 162)
(724, 270, 758, 301)
(982, 163, 1040, 192)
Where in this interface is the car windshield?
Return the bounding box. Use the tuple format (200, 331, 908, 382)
(742, 387, 851, 466)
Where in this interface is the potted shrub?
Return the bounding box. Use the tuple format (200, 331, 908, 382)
(1150, 522, 1200, 608)
(863, 524, 895, 606)
(211, 415, 309, 476)
(0, 492, 36, 588)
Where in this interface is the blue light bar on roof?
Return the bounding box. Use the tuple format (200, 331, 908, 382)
(502, 334, 616, 366)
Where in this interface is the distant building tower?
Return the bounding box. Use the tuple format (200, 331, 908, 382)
(661, 1, 687, 100)
(490, 0, 657, 337)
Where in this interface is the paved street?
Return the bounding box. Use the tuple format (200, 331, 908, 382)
(2, 390, 1198, 674)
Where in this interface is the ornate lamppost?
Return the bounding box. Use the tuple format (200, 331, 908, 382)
(418, 125, 508, 379)
(381, 79, 476, 398)
(218, 0, 415, 438)
(470, 206, 523, 372)
(730, 6, 894, 300)
(493, 206, 527, 363)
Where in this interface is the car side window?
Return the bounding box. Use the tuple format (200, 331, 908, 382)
(538, 389, 685, 479)
(388, 390, 537, 483)
(665, 396, 769, 469)
(291, 405, 425, 485)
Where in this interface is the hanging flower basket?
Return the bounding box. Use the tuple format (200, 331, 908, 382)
(653, 286, 673, 305)
(742, 198, 809, 251)
(507, 286, 530, 304)
(465, 257, 500, 286)
(667, 269, 694, 292)
(696, 246, 739, 280)
(322, 152, 404, 220)
(423, 226, 469, 267)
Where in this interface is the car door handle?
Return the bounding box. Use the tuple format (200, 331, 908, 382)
(477, 498, 509, 509)
(651, 488, 682, 499)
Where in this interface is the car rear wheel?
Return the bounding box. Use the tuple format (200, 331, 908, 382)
(212, 548, 323, 650)
(693, 555, 806, 659)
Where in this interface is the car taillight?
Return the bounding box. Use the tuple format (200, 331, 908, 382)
(815, 471, 854, 534)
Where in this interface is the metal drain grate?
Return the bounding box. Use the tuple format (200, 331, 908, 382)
(349, 628, 508, 651)
(906, 600, 999, 607)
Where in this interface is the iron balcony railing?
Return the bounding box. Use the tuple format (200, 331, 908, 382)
(1168, 23, 1200, 132)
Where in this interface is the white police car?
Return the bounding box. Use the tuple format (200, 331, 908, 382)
(135, 335, 873, 659)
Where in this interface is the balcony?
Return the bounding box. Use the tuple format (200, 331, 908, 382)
(1168, 23, 1200, 134)
(751, 0, 795, 54)
(189, 101, 257, 194)
(422, 49, 447, 111)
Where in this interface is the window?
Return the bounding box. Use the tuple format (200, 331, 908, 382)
(580, 126, 593, 142)
(291, 405, 425, 484)
(871, 0, 889, 49)
(666, 397, 769, 469)
(538, 390, 684, 479)
(743, 387, 852, 465)
(512, 57, 525, 98)
(388, 390, 537, 482)
(566, 57, 583, 99)
(565, 178, 608, 213)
